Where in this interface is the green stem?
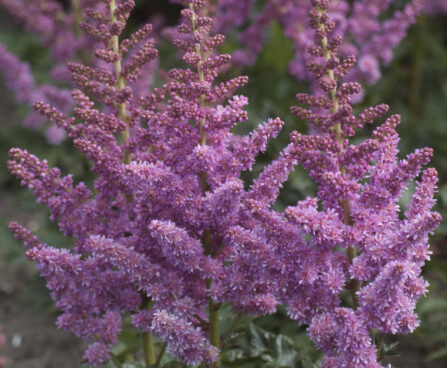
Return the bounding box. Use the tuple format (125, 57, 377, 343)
(70, 0, 82, 37)
(208, 298, 221, 368)
(143, 331, 156, 367)
(142, 296, 156, 367)
(70, 0, 90, 65)
(376, 333, 385, 361)
(347, 245, 360, 308)
(187, 5, 235, 367)
(155, 342, 167, 367)
(189, 5, 222, 366)
(110, 2, 153, 367)
(109, 0, 131, 164)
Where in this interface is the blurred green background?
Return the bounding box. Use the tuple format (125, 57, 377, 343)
(0, 1, 446, 367)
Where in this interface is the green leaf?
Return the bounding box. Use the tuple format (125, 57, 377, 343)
(112, 330, 141, 357)
(248, 324, 302, 367)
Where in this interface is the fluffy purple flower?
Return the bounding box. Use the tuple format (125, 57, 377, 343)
(0, 44, 34, 103)
(240, 0, 441, 365)
(83, 342, 110, 366)
(358, 261, 427, 334)
(7, 0, 286, 364)
(148, 310, 219, 365)
(309, 308, 382, 368)
(6, 0, 441, 367)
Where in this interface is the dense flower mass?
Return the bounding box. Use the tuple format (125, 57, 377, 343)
(7, 0, 285, 364)
(230, 0, 440, 366)
(6, 0, 441, 367)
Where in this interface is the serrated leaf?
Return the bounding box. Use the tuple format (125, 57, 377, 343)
(247, 324, 302, 367)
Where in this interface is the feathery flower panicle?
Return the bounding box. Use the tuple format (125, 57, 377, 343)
(238, 0, 441, 366)
(8, 0, 289, 365)
(0, 0, 88, 141)
(0, 43, 72, 143)
(309, 308, 384, 368)
(148, 310, 219, 365)
(6, 0, 442, 366)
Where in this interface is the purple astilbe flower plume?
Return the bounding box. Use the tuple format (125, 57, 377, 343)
(309, 308, 383, 368)
(8, 0, 289, 365)
(6, 0, 442, 366)
(148, 310, 219, 365)
(0, 44, 34, 103)
(238, 0, 441, 366)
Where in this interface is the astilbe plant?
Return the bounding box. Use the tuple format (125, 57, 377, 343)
(8, 0, 287, 366)
(232, 0, 440, 366)
(6, 0, 441, 367)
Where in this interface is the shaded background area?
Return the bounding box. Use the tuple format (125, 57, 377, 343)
(0, 0, 447, 367)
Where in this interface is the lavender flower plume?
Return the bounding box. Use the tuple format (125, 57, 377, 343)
(239, 0, 441, 365)
(6, 0, 441, 366)
(308, 308, 384, 368)
(147, 310, 219, 365)
(0, 43, 72, 143)
(7, 0, 289, 365)
(0, 0, 157, 144)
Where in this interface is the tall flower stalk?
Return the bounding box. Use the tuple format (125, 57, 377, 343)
(8, 0, 285, 366)
(237, 0, 441, 366)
